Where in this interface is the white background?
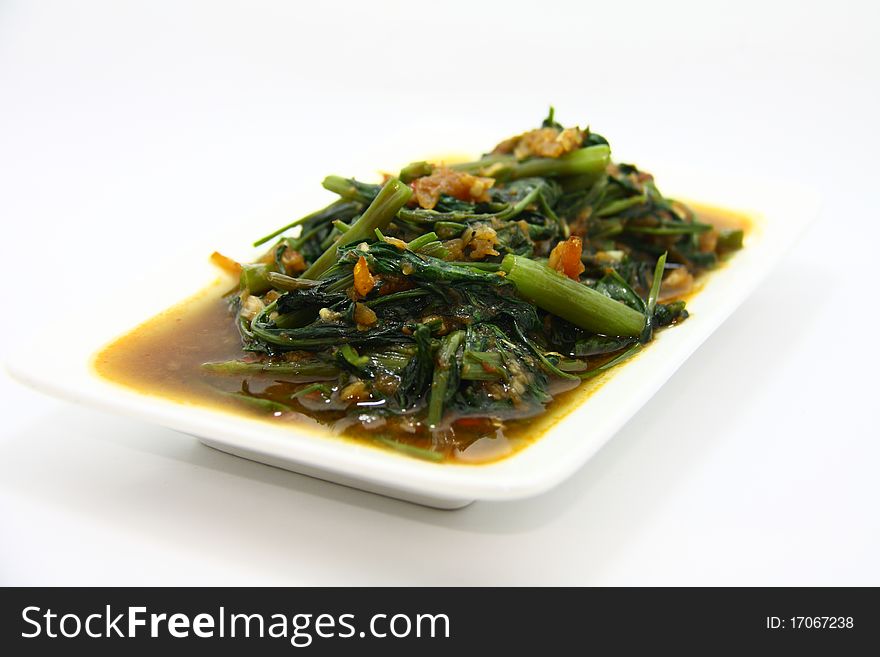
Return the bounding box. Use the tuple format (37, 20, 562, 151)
(2, 0, 879, 585)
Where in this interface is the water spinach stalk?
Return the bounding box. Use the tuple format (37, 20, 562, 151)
(302, 177, 412, 280)
(500, 254, 644, 337)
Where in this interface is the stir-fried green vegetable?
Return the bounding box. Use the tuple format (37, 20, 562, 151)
(204, 109, 742, 459)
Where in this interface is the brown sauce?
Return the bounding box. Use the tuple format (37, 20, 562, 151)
(94, 204, 751, 464)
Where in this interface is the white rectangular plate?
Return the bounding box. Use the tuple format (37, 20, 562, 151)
(6, 160, 817, 509)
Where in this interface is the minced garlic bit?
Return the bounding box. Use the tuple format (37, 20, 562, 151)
(410, 166, 494, 210)
(281, 248, 306, 275)
(340, 380, 370, 403)
(381, 235, 408, 250)
(353, 302, 378, 329)
(659, 267, 695, 302)
(467, 223, 501, 259)
(239, 294, 264, 322)
(493, 126, 585, 160)
(318, 307, 343, 322)
(447, 223, 501, 261)
(442, 239, 464, 261)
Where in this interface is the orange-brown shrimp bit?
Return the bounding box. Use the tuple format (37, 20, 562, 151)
(548, 236, 585, 280)
(353, 255, 376, 297)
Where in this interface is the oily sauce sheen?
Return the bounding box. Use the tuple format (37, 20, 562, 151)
(95, 204, 751, 464)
